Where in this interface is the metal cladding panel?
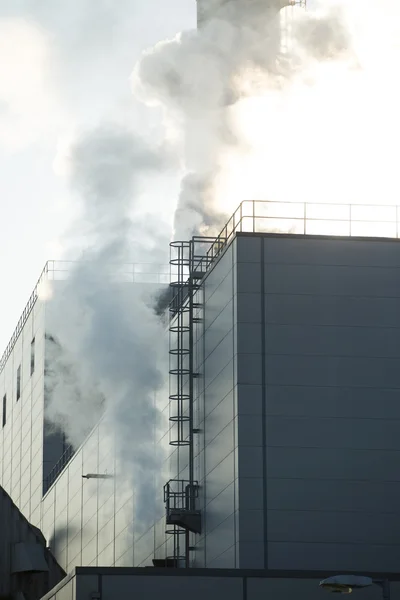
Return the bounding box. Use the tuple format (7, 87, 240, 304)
(0, 298, 45, 525)
(197, 242, 237, 567)
(101, 574, 243, 600)
(267, 541, 400, 573)
(247, 578, 379, 600)
(256, 234, 400, 573)
(224, 234, 400, 572)
(68, 571, 399, 600)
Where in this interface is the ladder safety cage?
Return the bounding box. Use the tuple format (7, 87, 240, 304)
(168, 238, 217, 448)
(169, 241, 192, 448)
(164, 236, 219, 566)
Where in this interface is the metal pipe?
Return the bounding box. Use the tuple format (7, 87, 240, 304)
(188, 241, 195, 505)
(184, 240, 196, 568)
(373, 579, 390, 600)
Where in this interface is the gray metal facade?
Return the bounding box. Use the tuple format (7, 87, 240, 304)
(0, 290, 46, 528)
(190, 233, 400, 571)
(2, 235, 400, 577)
(40, 568, 400, 600)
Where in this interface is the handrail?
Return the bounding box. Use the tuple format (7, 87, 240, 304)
(3, 201, 398, 374)
(191, 200, 400, 277)
(0, 262, 49, 374)
(0, 260, 170, 375)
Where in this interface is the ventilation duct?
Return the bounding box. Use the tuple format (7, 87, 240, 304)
(11, 542, 49, 574)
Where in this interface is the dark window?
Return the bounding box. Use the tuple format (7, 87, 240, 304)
(2, 395, 6, 428)
(30, 338, 35, 376)
(16, 365, 21, 401)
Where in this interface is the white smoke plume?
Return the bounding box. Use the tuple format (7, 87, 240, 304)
(133, 0, 348, 236)
(45, 125, 171, 532)
(134, 0, 400, 235)
(45, 0, 400, 542)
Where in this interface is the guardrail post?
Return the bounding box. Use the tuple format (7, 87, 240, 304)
(349, 204, 352, 236)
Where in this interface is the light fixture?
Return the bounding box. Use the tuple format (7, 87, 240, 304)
(320, 575, 390, 600)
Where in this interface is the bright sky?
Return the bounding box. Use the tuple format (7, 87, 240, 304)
(0, 0, 196, 353)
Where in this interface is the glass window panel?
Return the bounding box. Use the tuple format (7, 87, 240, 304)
(16, 365, 21, 401)
(30, 338, 35, 376)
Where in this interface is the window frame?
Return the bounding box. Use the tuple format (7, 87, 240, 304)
(30, 337, 35, 376)
(16, 365, 21, 401)
(2, 394, 6, 428)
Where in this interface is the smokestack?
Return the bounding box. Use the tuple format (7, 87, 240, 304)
(196, 0, 296, 26)
(196, 0, 297, 67)
(197, 0, 292, 26)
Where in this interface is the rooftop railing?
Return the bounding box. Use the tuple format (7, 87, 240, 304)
(45, 260, 170, 284)
(196, 200, 400, 274)
(3, 201, 399, 372)
(0, 263, 49, 374)
(0, 260, 170, 375)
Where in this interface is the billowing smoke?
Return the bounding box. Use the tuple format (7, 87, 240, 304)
(134, 0, 353, 237)
(134, 0, 400, 231)
(44, 0, 400, 541)
(45, 126, 171, 531)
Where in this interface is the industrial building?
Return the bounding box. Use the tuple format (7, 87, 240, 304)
(161, 200, 400, 574)
(2, 1, 400, 599)
(1, 200, 400, 600)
